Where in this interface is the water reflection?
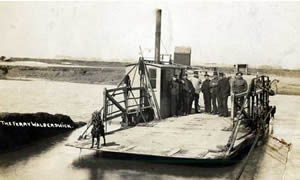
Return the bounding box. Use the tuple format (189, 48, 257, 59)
(73, 153, 239, 180)
(71, 143, 265, 180)
(0, 131, 71, 168)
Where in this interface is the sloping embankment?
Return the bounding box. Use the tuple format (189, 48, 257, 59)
(0, 112, 85, 152)
(0, 65, 125, 85)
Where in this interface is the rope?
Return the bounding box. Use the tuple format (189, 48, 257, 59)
(131, 63, 138, 87)
(235, 132, 260, 180)
(161, 40, 169, 54)
(235, 106, 276, 179)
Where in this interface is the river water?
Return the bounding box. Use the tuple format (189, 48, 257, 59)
(0, 79, 264, 180)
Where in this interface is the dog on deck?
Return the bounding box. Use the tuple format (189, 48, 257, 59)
(90, 110, 106, 149)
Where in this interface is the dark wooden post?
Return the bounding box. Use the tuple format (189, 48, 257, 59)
(124, 87, 129, 126)
(247, 96, 250, 115)
(231, 93, 235, 120)
(251, 95, 254, 119)
(103, 88, 108, 132)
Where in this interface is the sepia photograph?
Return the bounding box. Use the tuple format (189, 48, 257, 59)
(0, 1, 299, 179)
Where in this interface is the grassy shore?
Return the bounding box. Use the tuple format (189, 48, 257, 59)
(1, 58, 300, 95)
(0, 58, 127, 85)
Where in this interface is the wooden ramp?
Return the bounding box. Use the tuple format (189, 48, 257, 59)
(67, 113, 253, 161)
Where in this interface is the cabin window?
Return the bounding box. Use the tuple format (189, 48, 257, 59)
(149, 68, 157, 89)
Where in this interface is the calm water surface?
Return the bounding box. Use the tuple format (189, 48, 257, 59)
(0, 79, 261, 180)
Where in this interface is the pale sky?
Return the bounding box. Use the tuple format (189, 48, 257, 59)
(0, 1, 300, 69)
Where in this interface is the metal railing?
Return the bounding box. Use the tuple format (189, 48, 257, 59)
(226, 75, 275, 156)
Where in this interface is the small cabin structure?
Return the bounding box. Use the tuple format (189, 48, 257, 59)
(234, 64, 248, 75)
(126, 63, 186, 119)
(174, 46, 191, 66)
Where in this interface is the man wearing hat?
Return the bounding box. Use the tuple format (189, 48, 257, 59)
(177, 71, 185, 115)
(217, 72, 231, 117)
(182, 73, 195, 115)
(209, 71, 219, 114)
(192, 73, 202, 113)
(201, 72, 211, 113)
(168, 74, 179, 117)
(232, 71, 248, 112)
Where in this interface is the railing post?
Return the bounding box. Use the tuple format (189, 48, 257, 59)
(247, 96, 250, 115)
(103, 88, 108, 133)
(231, 93, 235, 120)
(124, 87, 129, 126)
(251, 95, 254, 119)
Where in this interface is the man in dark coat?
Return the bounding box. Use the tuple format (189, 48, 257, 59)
(201, 72, 211, 113)
(182, 74, 195, 115)
(217, 73, 223, 115)
(232, 72, 248, 94)
(177, 72, 184, 115)
(217, 72, 231, 117)
(169, 75, 179, 117)
(232, 71, 248, 113)
(209, 71, 219, 114)
(187, 76, 195, 114)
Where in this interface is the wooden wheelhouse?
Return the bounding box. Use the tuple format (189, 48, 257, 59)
(125, 61, 186, 119)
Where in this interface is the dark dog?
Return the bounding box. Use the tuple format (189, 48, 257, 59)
(90, 111, 106, 149)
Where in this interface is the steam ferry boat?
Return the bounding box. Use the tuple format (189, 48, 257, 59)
(67, 9, 276, 166)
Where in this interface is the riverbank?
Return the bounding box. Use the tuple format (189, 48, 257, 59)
(1, 58, 300, 95)
(0, 58, 127, 85)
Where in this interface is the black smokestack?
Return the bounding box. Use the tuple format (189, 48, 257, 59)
(155, 9, 162, 64)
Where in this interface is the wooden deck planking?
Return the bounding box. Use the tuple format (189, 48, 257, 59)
(67, 113, 249, 159)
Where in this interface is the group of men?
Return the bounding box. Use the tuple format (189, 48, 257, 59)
(169, 73, 195, 116)
(169, 71, 248, 117)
